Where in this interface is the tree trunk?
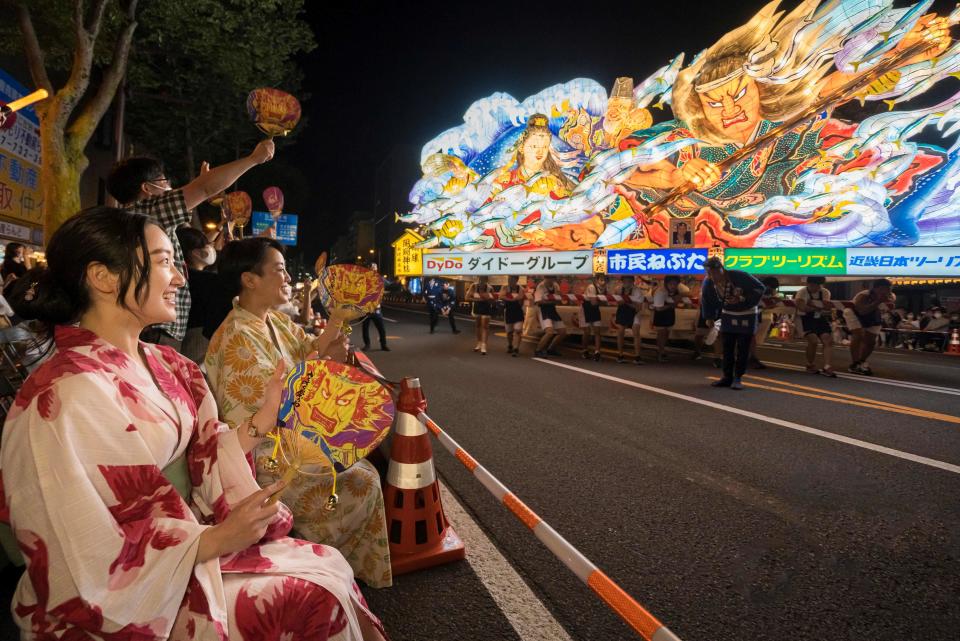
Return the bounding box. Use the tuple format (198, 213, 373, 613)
(39, 117, 87, 236)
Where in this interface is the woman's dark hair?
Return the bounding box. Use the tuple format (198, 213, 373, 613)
(175, 226, 209, 259)
(761, 276, 780, 289)
(218, 237, 285, 297)
(806, 276, 826, 285)
(3, 242, 24, 266)
(8, 207, 154, 329)
(106, 156, 165, 204)
(664, 276, 680, 287)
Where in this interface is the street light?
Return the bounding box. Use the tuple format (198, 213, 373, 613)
(369, 249, 374, 254)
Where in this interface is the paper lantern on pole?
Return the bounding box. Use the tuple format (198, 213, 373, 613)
(247, 88, 301, 137)
(222, 191, 253, 228)
(263, 186, 285, 218)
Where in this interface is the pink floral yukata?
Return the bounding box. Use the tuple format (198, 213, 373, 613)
(0, 326, 386, 640)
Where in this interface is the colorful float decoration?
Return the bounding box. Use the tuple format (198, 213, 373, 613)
(247, 87, 302, 137)
(270, 359, 394, 510)
(402, 0, 960, 252)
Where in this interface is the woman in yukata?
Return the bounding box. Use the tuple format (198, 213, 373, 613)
(0, 207, 386, 640)
(205, 238, 392, 589)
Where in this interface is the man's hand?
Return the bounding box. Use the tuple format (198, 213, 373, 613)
(678, 158, 722, 190)
(250, 139, 275, 165)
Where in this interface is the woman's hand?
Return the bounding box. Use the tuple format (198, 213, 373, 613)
(251, 360, 287, 436)
(197, 479, 286, 562)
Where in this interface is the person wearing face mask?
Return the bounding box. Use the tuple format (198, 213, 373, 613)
(205, 238, 392, 589)
(1, 208, 387, 640)
(107, 140, 276, 352)
(919, 306, 950, 350)
(174, 227, 219, 364)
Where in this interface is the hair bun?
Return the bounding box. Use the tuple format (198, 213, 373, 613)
(7, 267, 77, 327)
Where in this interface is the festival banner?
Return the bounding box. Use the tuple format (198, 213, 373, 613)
(0, 68, 42, 233)
(606, 248, 707, 275)
(392, 229, 424, 276)
(724, 248, 846, 275)
(422, 250, 592, 276)
(846, 247, 960, 277)
(251, 211, 298, 246)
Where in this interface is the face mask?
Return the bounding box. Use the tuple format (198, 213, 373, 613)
(197, 246, 216, 266)
(934, 312, 943, 319)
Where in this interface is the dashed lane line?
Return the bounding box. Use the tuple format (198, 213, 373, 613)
(535, 359, 960, 476)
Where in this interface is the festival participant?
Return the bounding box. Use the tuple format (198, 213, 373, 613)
(466, 276, 493, 355)
(0, 208, 385, 640)
(533, 275, 566, 357)
(652, 276, 684, 363)
(749, 276, 781, 370)
(794, 276, 837, 377)
(175, 227, 220, 364)
(580, 274, 608, 361)
(701, 257, 765, 390)
(361, 264, 389, 353)
(613, 275, 643, 365)
(845, 279, 895, 375)
(502, 275, 525, 356)
(106, 140, 276, 350)
(205, 238, 392, 589)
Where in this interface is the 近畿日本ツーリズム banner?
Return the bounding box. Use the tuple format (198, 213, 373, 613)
(400, 0, 960, 255)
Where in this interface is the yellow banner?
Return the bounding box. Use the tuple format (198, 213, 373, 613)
(392, 229, 424, 276)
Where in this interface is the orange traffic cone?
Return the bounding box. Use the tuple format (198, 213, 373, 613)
(383, 377, 465, 574)
(947, 327, 960, 355)
(778, 316, 792, 341)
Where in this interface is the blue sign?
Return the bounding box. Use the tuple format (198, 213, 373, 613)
(251, 211, 298, 246)
(0, 69, 40, 126)
(606, 248, 707, 275)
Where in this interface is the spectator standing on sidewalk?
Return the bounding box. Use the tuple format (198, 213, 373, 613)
(533, 275, 566, 357)
(175, 227, 219, 364)
(845, 278, 895, 375)
(701, 257, 765, 390)
(502, 275, 525, 356)
(794, 276, 837, 377)
(580, 274, 608, 361)
(106, 139, 276, 351)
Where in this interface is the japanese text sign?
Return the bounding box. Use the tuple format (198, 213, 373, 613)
(606, 248, 707, 275)
(392, 229, 424, 276)
(252, 211, 298, 246)
(422, 250, 593, 276)
(0, 68, 42, 229)
(846, 247, 960, 276)
(724, 248, 845, 275)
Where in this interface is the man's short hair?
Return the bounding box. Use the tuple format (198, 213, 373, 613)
(872, 278, 892, 289)
(218, 237, 285, 297)
(107, 157, 165, 204)
(704, 256, 723, 270)
(806, 276, 825, 285)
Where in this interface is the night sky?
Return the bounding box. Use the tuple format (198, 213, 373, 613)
(284, 0, 956, 262)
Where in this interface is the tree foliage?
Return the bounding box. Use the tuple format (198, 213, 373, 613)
(125, 0, 315, 181)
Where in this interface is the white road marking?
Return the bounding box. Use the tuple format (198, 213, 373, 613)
(764, 361, 960, 396)
(381, 316, 399, 323)
(439, 482, 574, 641)
(535, 359, 960, 476)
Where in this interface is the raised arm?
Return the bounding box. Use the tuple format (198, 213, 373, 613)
(180, 140, 275, 211)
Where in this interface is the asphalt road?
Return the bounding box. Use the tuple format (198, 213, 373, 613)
(362, 306, 960, 641)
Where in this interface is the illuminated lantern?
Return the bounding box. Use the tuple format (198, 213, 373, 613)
(222, 191, 253, 228)
(247, 88, 301, 137)
(263, 186, 285, 218)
